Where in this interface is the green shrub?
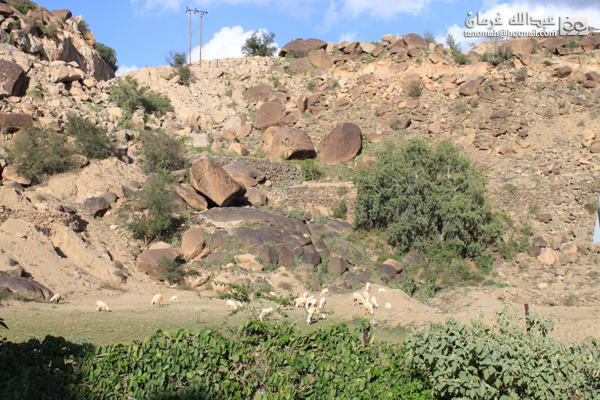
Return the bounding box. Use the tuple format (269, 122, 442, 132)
(485, 40, 514, 66)
(64, 116, 113, 159)
(306, 79, 317, 92)
(353, 139, 503, 262)
(423, 30, 436, 45)
(6, 129, 74, 182)
(37, 21, 58, 38)
(566, 39, 581, 49)
(498, 233, 529, 260)
(9, 0, 35, 15)
(127, 182, 179, 243)
(107, 76, 171, 118)
(332, 199, 347, 219)
(242, 30, 277, 57)
(96, 43, 118, 73)
(301, 158, 322, 181)
(514, 67, 528, 83)
(139, 131, 185, 175)
(408, 83, 422, 99)
(176, 64, 192, 86)
(77, 19, 89, 35)
(158, 256, 185, 284)
(453, 52, 470, 65)
(405, 309, 600, 399)
(166, 51, 193, 86)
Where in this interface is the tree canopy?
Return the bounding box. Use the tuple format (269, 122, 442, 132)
(242, 31, 277, 57)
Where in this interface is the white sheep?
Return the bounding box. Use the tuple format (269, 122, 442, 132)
(226, 299, 238, 310)
(259, 307, 274, 321)
(303, 292, 308, 298)
(49, 293, 62, 304)
(170, 295, 178, 303)
(306, 296, 317, 309)
(362, 301, 374, 317)
(235, 300, 243, 309)
(95, 301, 109, 312)
(320, 288, 330, 297)
(385, 302, 391, 309)
(318, 297, 326, 309)
(151, 294, 164, 308)
(365, 282, 371, 292)
(353, 292, 365, 305)
(269, 291, 276, 297)
(371, 296, 379, 309)
(294, 297, 308, 307)
(362, 291, 370, 303)
(378, 288, 387, 293)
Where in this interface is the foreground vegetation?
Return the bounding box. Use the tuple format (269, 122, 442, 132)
(0, 311, 598, 399)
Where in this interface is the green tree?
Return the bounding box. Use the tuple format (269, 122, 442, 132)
(96, 43, 117, 73)
(353, 139, 503, 261)
(242, 30, 277, 57)
(165, 50, 187, 67)
(423, 30, 436, 45)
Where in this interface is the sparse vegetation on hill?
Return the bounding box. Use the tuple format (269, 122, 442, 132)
(106, 76, 172, 118)
(139, 130, 186, 176)
(353, 139, 503, 263)
(6, 129, 74, 182)
(166, 50, 193, 86)
(64, 116, 113, 160)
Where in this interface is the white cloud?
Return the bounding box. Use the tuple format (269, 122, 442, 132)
(339, 0, 434, 20)
(116, 65, 140, 76)
(189, 26, 279, 62)
(130, 0, 271, 13)
(339, 32, 357, 43)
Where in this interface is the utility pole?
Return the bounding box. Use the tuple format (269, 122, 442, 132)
(185, 7, 199, 65)
(198, 10, 207, 67)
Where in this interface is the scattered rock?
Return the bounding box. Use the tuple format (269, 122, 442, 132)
(189, 158, 245, 207)
(319, 123, 362, 165)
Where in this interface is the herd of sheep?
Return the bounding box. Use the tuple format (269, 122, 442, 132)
(46, 284, 390, 325)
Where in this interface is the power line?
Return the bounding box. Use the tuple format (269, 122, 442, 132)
(185, 7, 208, 66)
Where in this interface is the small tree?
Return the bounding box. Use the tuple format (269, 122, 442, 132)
(242, 31, 277, 57)
(165, 51, 192, 86)
(96, 43, 118, 73)
(423, 30, 436, 45)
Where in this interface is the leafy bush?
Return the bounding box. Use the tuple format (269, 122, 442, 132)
(9, 0, 35, 15)
(242, 30, 277, 57)
(64, 116, 113, 159)
(36, 21, 58, 38)
(96, 43, 118, 73)
(6, 129, 74, 182)
(166, 51, 193, 86)
(127, 182, 180, 243)
(107, 76, 171, 118)
(453, 52, 470, 65)
(139, 131, 185, 175)
(483, 40, 514, 67)
(77, 19, 89, 35)
(566, 39, 581, 49)
(423, 30, 436, 45)
(408, 83, 422, 99)
(514, 67, 528, 83)
(301, 158, 322, 181)
(446, 33, 470, 65)
(353, 139, 503, 262)
(158, 256, 186, 284)
(332, 199, 347, 219)
(405, 309, 600, 399)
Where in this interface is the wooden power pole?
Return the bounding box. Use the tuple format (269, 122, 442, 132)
(185, 7, 199, 64)
(198, 11, 207, 66)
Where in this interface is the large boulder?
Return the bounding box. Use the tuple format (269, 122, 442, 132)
(402, 33, 427, 49)
(0, 113, 33, 131)
(258, 126, 316, 160)
(52, 65, 85, 83)
(173, 183, 208, 211)
(327, 256, 348, 274)
(319, 123, 362, 165)
(0, 60, 25, 97)
(181, 226, 206, 258)
(308, 49, 333, 67)
(222, 163, 266, 188)
(231, 226, 311, 250)
(288, 58, 311, 73)
(200, 207, 311, 236)
(247, 84, 273, 103)
(254, 102, 287, 130)
(189, 159, 245, 207)
(0, 272, 54, 300)
(137, 248, 181, 281)
(51, 9, 72, 20)
(83, 197, 110, 217)
(279, 38, 327, 58)
(459, 76, 485, 96)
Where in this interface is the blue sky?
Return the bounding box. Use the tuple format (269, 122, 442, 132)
(37, 0, 600, 75)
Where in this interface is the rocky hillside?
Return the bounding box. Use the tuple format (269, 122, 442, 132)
(1, 18, 600, 325)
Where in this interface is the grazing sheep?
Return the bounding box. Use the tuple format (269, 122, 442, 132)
(235, 300, 243, 309)
(371, 296, 379, 309)
(362, 301, 374, 317)
(353, 292, 365, 305)
(170, 295, 178, 303)
(365, 282, 371, 292)
(385, 302, 391, 309)
(259, 307, 274, 321)
(307, 306, 326, 325)
(303, 292, 308, 298)
(318, 297, 326, 309)
(362, 291, 370, 303)
(151, 294, 164, 308)
(294, 297, 308, 307)
(49, 293, 62, 304)
(306, 296, 317, 309)
(226, 299, 238, 311)
(320, 288, 330, 297)
(378, 288, 387, 293)
(269, 291, 276, 297)
(95, 301, 109, 312)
